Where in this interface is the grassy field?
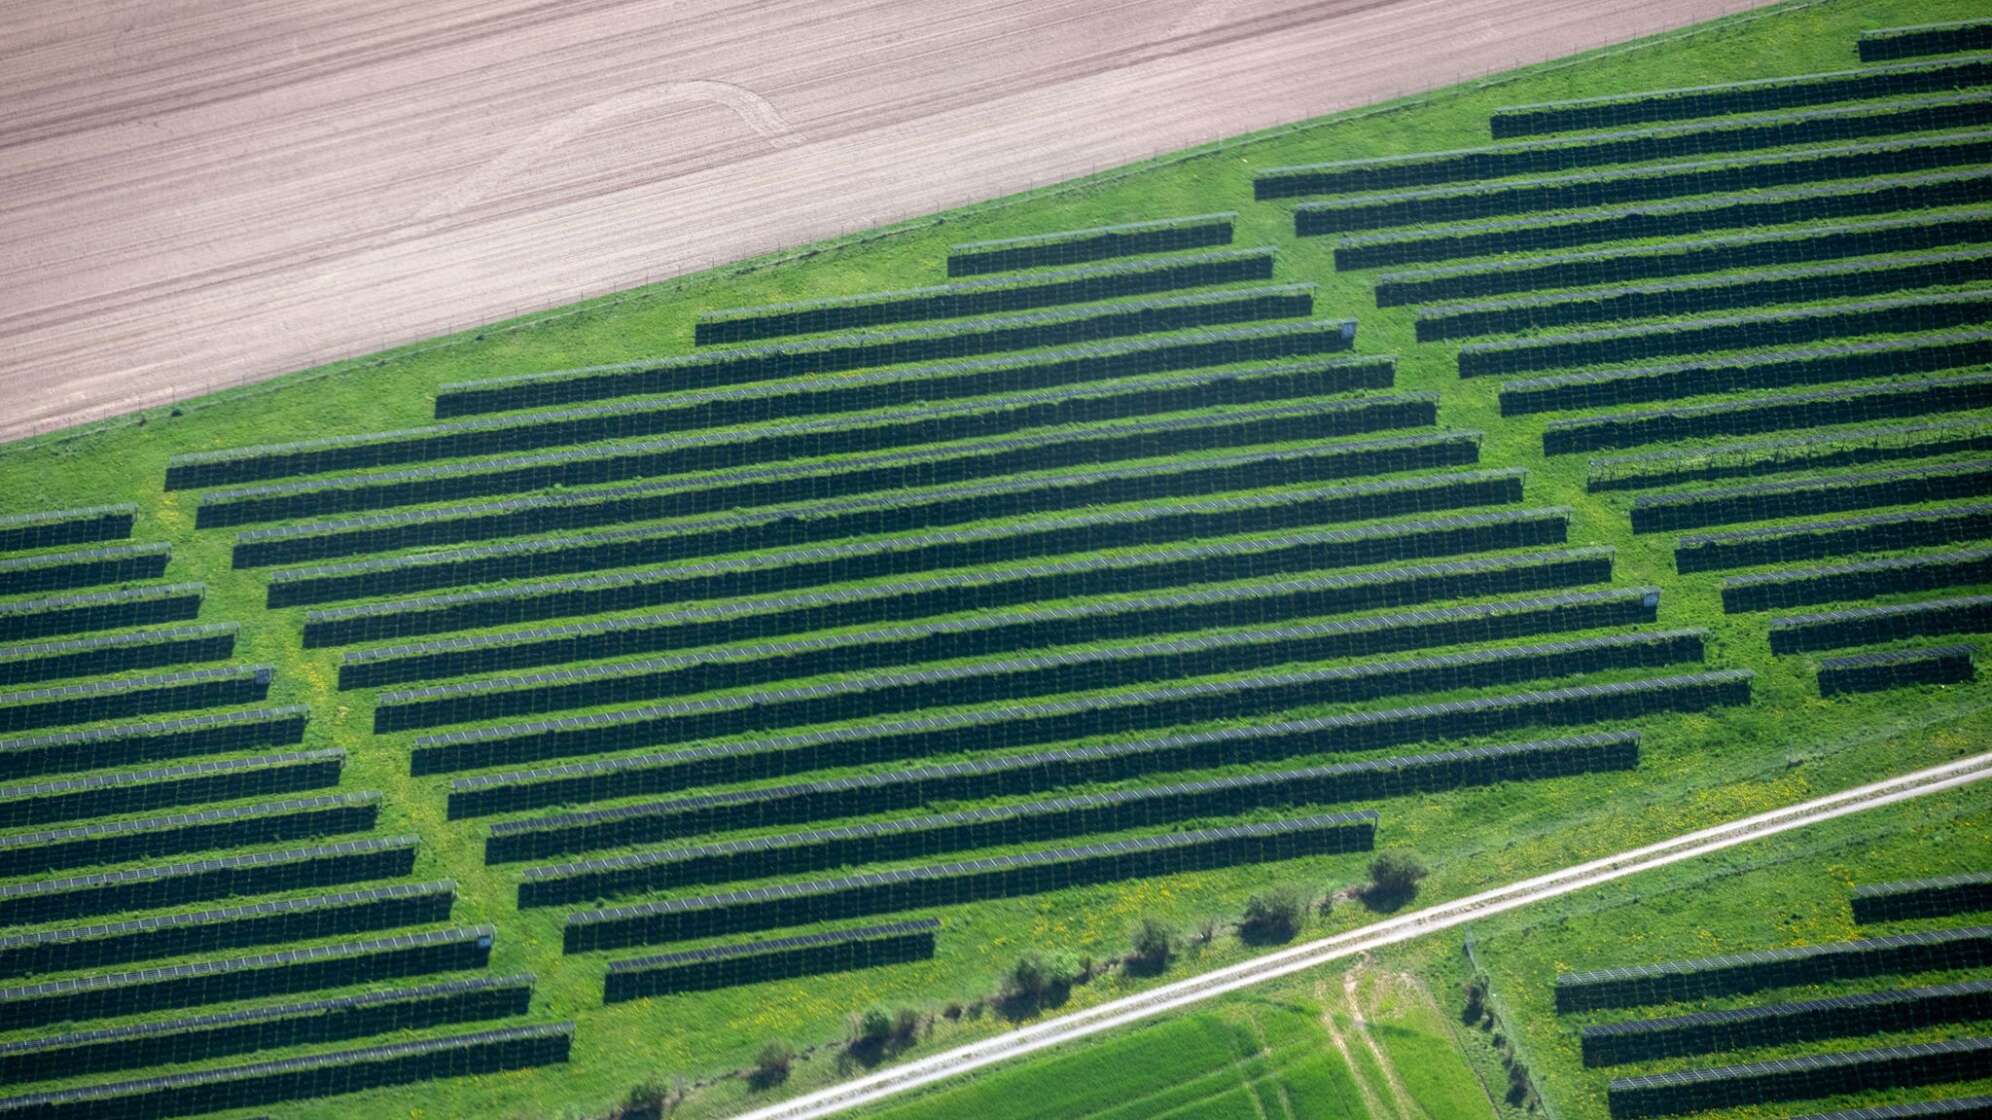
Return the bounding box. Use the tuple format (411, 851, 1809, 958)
(1, 0, 1990, 1118)
(861, 967, 1487, 1120)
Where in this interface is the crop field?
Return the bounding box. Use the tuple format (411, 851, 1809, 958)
(1, 1, 1990, 1118)
(861, 966, 1491, 1120)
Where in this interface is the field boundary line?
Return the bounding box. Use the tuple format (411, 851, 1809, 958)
(732, 750, 1992, 1119)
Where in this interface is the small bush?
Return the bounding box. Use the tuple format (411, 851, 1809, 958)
(853, 1008, 892, 1047)
(1363, 849, 1430, 911)
(1461, 974, 1489, 1025)
(1129, 917, 1177, 974)
(999, 951, 1082, 1017)
(614, 1079, 670, 1118)
(1005, 954, 1053, 1002)
(748, 1042, 793, 1090)
(1240, 889, 1305, 944)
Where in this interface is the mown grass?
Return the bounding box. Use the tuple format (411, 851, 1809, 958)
(1, 1, 1990, 1118)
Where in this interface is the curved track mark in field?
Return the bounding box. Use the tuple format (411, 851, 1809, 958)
(416, 80, 802, 222)
(1169, 0, 1241, 38)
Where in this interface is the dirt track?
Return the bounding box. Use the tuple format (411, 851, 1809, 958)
(0, 0, 1771, 443)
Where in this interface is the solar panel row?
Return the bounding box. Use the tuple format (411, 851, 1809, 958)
(0, 1020, 572, 1120)
(275, 446, 1490, 612)
(1502, 332, 1992, 417)
(0, 973, 534, 1085)
(0, 624, 239, 689)
(1490, 54, 1992, 136)
(434, 284, 1322, 416)
(698, 247, 1274, 342)
(515, 733, 1639, 904)
(171, 285, 1339, 490)
(373, 584, 1662, 735)
(197, 333, 1382, 528)
(1335, 169, 1992, 270)
(305, 498, 1553, 650)
(562, 813, 1377, 951)
(0, 706, 309, 782)
(1555, 925, 1992, 1010)
(344, 541, 1602, 691)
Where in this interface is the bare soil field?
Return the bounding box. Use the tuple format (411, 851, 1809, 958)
(0, 0, 1767, 442)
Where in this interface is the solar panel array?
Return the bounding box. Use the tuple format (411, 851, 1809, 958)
(1586, 420, 1992, 494)
(1768, 594, 1992, 654)
(1333, 169, 1992, 270)
(1721, 549, 1992, 613)
(1429, 250, 1992, 346)
(0, 583, 205, 643)
(0, 505, 137, 554)
(1547, 852, 1992, 1117)
(0, 973, 534, 1084)
(0, 880, 457, 977)
(1627, 459, 1992, 534)
(1606, 1037, 1992, 1119)
(0, 835, 420, 926)
(435, 285, 1330, 415)
(1376, 211, 1992, 307)
(170, 285, 1338, 490)
(64, 31, 1992, 1101)
(196, 335, 1384, 528)
(342, 542, 1606, 690)
(369, 587, 1668, 734)
(1504, 333, 1992, 418)
(0, 924, 495, 1029)
(1261, 96, 1992, 200)
(0, 705, 309, 781)
(1288, 48, 1992, 689)
(0, 748, 342, 827)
